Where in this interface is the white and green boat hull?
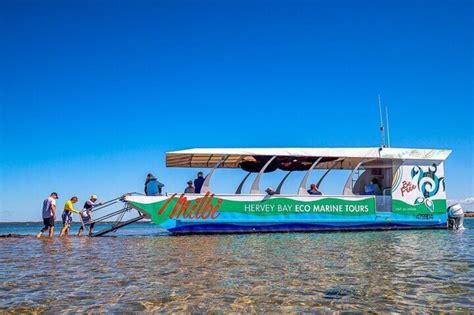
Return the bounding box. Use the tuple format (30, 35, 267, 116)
(126, 193, 447, 234)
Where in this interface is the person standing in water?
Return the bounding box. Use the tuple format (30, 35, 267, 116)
(78, 195, 101, 236)
(60, 196, 80, 237)
(37, 192, 59, 238)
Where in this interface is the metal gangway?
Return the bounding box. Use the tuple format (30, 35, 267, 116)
(83, 192, 147, 237)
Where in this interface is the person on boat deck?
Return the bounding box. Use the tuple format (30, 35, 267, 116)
(265, 187, 276, 196)
(144, 173, 164, 196)
(184, 180, 195, 193)
(60, 196, 80, 237)
(364, 178, 382, 195)
(78, 195, 102, 236)
(194, 171, 205, 194)
(307, 183, 322, 195)
(37, 192, 59, 238)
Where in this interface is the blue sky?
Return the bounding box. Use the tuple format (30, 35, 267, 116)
(1, 0, 473, 221)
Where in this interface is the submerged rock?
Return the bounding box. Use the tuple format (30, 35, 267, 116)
(323, 286, 356, 299)
(0, 233, 26, 238)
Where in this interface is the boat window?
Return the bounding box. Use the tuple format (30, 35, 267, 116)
(352, 163, 393, 197)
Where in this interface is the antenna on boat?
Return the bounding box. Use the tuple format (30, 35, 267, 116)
(378, 94, 386, 148)
(385, 106, 391, 147)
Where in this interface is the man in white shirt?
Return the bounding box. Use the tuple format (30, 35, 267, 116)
(37, 192, 59, 238)
(78, 195, 101, 236)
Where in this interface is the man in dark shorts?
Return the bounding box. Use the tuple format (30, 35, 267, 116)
(37, 192, 59, 238)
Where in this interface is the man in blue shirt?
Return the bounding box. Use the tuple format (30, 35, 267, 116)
(144, 173, 164, 196)
(194, 171, 205, 194)
(364, 178, 381, 195)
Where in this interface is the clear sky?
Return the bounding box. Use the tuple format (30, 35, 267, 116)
(1, 0, 473, 221)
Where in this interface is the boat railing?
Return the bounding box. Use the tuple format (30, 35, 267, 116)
(91, 192, 144, 213)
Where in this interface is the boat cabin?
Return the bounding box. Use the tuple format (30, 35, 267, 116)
(166, 147, 450, 211)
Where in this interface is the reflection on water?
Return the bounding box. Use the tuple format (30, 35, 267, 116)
(0, 221, 473, 312)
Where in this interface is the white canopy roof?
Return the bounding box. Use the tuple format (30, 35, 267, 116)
(166, 147, 451, 170)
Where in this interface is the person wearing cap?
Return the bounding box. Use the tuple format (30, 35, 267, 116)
(144, 173, 164, 196)
(307, 183, 322, 195)
(37, 192, 59, 238)
(60, 196, 80, 237)
(184, 180, 195, 193)
(78, 195, 101, 236)
(194, 171, 205, 194)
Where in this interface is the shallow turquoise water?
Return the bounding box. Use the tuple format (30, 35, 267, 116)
(1, 220, 473, 312)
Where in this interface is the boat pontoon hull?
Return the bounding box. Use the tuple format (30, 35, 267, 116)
(126, 193, 448, 234)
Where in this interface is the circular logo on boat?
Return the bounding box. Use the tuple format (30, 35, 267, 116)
(411, 164, 445, 212)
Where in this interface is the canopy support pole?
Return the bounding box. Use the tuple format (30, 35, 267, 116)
(343, 159, 368, 195)
(235, 172, 252, 194)
(297, 157, 323, 195)
(250, 156, 277, 194)
(275, 171, 292, 194)
(201, 155, 229, 194)
(316, 158, 344, 188)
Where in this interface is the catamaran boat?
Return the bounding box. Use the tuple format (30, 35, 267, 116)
(112, 147, 464, 235)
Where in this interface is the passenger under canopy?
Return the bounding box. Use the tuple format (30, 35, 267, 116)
(165, 147, 451, 171)
(165, 147, 451, 196)
(239, 156, 340, 173)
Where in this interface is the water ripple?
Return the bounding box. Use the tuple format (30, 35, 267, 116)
(0, 221, 473, 312)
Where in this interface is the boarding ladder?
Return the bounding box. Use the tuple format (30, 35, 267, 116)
(86, 193, 146, 237)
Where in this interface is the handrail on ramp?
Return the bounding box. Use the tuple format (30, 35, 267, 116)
(87, 192, 146, 237)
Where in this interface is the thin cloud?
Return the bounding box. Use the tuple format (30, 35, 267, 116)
(448, 197, 474, 205)
(448, 197, 474, 212)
